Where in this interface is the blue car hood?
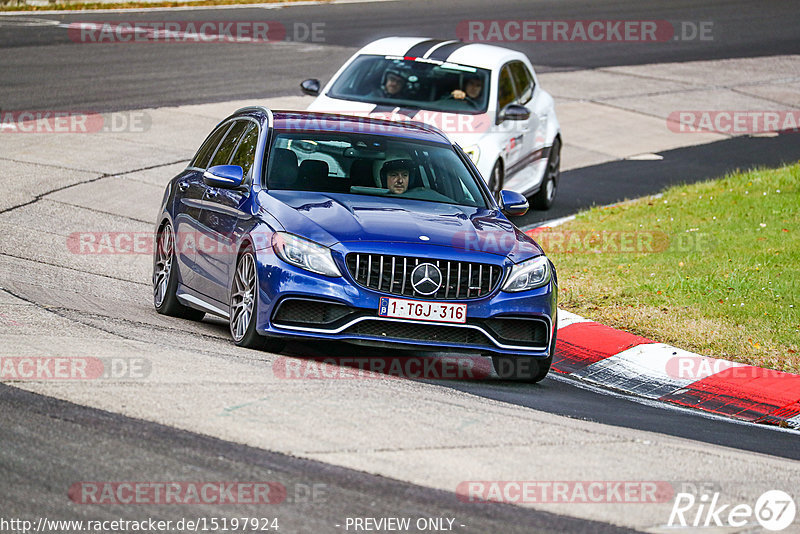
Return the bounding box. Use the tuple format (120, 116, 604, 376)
(261, 191, 543, 261)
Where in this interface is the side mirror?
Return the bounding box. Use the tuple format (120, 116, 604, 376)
(203, 165, 245, 189)
(498, 103, 531, 124)
(499, 190, 528, 217)
(300, 78, 321, 96)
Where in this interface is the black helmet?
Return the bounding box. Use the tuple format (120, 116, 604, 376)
(382, 69, 408, 87)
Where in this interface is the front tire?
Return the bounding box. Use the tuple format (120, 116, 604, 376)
(492, 354, 552, 383)
(492, 318, 557, 383)
(531, 138, 560, 210)
(230, 245, 285, 352)
(153, 221, 205, 320)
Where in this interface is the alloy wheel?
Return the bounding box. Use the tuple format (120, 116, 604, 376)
(230, 252, 257, 341)
(153, 224, 174, 308)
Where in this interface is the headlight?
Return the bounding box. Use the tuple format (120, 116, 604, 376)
(464, 145, 480, 164)
(501, 256, 551, 292)
(272, 232, 341, 277)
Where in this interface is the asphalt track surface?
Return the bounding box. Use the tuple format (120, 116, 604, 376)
(1, 0, 800, 111)
(0, 384, 635, 534)
(1, 0, 800, 531)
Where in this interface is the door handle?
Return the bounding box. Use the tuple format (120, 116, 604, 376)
(206, 188, 219, 198)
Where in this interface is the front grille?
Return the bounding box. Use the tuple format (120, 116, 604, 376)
(345, 254, 502, 300)
(272, 299, 353, 327)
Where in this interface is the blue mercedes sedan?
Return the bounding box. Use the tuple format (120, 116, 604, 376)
(153, 107, 557, 382)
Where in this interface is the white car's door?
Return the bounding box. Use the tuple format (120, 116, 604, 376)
(495, 62, 540, 193)
(495, 64, 526, 184)
(507, 60, 546, 192)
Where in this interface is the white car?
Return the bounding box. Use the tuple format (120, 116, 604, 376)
(300, 37, 562, 209)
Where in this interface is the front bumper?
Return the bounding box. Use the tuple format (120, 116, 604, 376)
(253, 242, 557, 357)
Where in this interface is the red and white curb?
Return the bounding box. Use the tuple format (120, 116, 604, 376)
(553, 311, 800, 429)
(524, 216, 800, 428)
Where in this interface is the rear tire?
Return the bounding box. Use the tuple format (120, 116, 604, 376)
(230, 245, 285, 353)
(153, 221, 205, 321)
(531, 138, 560, 210)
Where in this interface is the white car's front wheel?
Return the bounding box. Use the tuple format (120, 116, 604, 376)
(532, 138, 560, 210)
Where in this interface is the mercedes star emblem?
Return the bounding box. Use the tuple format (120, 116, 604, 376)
(410, 263, 442, 296)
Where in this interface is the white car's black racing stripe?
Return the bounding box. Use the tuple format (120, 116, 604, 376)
(404, 38, 446, 58)
(505, 147, 552, 177)
(421, 39, 460, 58)
(394, 108, 420, 119)
(427, 41, 470, 61)
(367, 105, 420, 119)
(370, 104, 396, 114)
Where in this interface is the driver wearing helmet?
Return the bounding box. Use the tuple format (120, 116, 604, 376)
(371, 69, 407, 99)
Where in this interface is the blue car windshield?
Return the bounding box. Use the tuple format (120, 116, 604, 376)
(327, 55, 490, 114)
(266, 132, 489, 209)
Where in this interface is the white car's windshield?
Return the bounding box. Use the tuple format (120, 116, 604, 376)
(266, 132, 490, 209)
(327, 55, 491, 114)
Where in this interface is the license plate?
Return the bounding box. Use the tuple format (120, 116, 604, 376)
(378, 297, 467, 324)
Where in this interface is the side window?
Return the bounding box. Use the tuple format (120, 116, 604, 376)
(210, 121, 249, 168)
(509, 61, 534, 105)
(230, 122, 259, 180)
(191, 123, 230, 170)
(497, 65, 517, 111)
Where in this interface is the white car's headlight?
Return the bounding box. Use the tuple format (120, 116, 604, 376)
(464, 145, 480, 164)
(272, 232, 341, 277)
(501, 256, 551, 292)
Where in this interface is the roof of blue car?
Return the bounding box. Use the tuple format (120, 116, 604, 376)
(271, 111, 451, 144)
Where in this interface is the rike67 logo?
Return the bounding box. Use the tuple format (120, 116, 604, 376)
(669, 490, 796, 531)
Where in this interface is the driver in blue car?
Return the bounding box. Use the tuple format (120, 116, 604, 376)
(381, 158, 413, 194)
